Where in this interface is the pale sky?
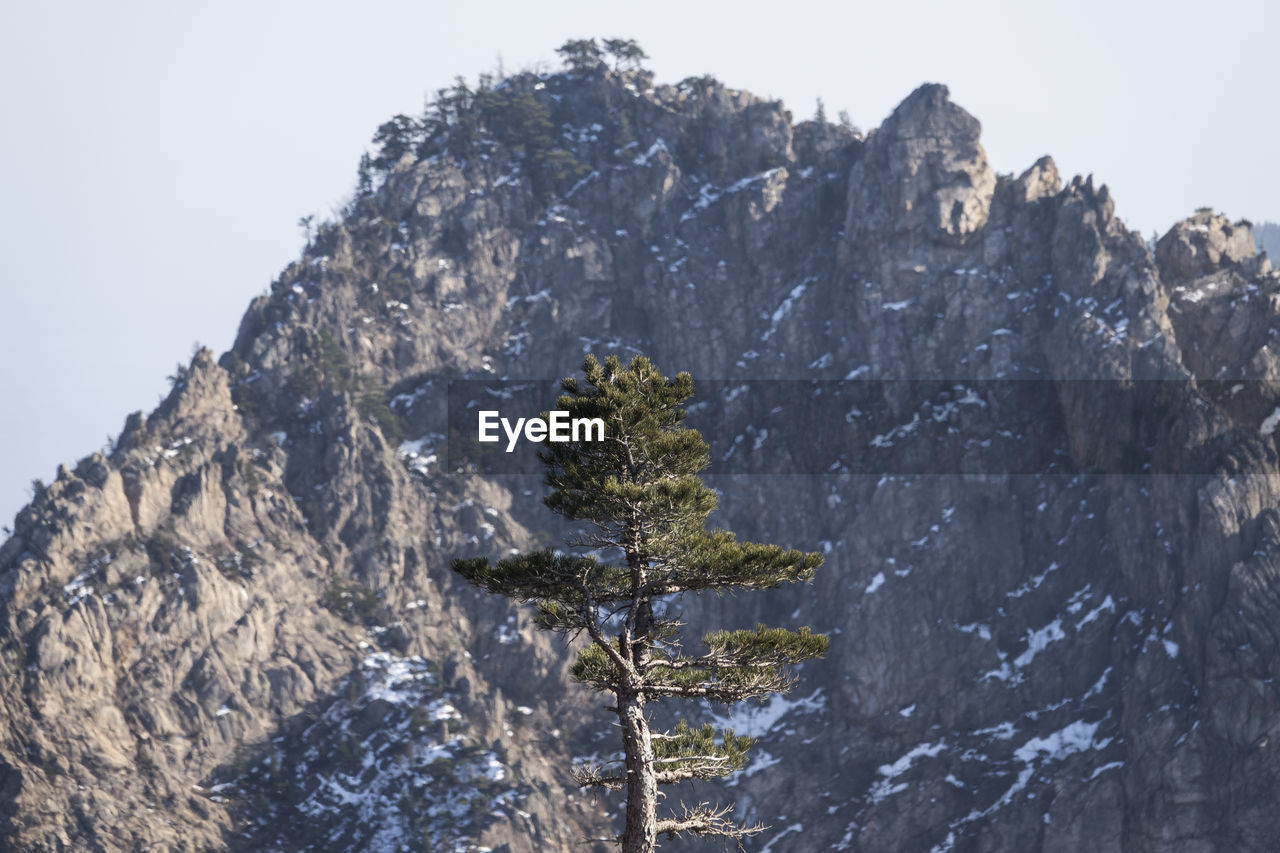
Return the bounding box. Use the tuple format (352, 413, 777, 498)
(2, 0, 1277, 527)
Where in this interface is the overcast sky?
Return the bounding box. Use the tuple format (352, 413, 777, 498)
(1, 0, 1277, 528)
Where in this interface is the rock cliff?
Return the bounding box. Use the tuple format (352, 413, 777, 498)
(4, 59, 1280, 852)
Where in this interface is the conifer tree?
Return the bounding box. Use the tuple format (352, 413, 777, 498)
(602, 38, 649, 71)
(370, 114, 423, 170)
(355, 152, 374, 198)
(453, 355, 827, 852)
(556, 38, 605, 73)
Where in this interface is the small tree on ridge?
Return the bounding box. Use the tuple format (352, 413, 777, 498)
(453, 355, 827, 852)
(603, 38, 648, 71)
(557, 38, 606, 73)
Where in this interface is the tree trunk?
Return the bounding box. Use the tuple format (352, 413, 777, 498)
(618, 689, 657, 853)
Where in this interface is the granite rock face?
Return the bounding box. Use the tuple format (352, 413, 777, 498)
(4, 66, 1280, 852)
(1156, 210, 1257, 282)
(842, 83, 996, 255)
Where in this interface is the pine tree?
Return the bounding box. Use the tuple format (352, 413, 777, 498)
(370, 114, 423, 170)
(602, 38, 649, 71)
(355, 152, 373, 198)
(556, 38, 605, 73)
(453, 355, 827, 852)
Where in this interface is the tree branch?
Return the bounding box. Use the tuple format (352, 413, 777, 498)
(578, 583, 631, 675)
(644, 676, 790, 702)
(654, 802, 765, 843)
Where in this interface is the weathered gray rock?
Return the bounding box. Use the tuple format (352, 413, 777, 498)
(1157, 210, 1256, 282)
(842, 83, 996, 259)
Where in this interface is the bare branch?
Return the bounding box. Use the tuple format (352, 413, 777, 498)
(654, 802, 765, 842)
(571, 763, 627, 790)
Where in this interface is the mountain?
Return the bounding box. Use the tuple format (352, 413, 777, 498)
(4, 56, 1280, 852)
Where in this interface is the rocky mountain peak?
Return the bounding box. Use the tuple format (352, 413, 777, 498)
(1156, 208, 1259, 282)
(1013, 154, 1061, 203)
(6, 54, 1280, 852)
(842, 82, 995, 260)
